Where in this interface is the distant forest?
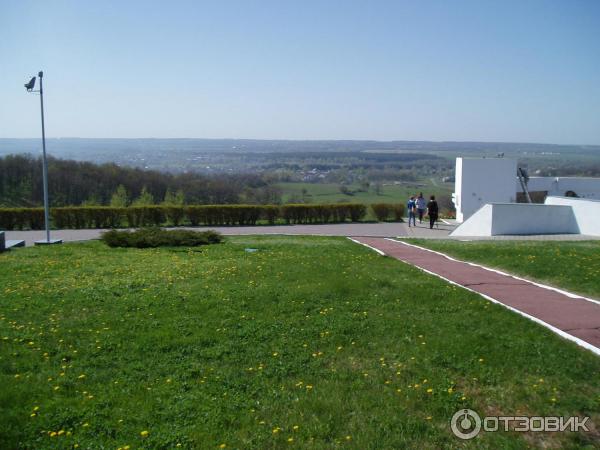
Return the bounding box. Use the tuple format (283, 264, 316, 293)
(0, 154, 280, 207)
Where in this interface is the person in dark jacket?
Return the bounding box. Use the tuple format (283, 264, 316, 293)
(427, 195, 439, 229)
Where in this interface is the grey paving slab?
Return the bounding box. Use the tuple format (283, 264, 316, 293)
(5, 222, 454, 246)
(5, 221, 599, 247)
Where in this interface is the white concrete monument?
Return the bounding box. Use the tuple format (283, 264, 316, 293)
(453, 157, 517, 222)
(451, 156, 600, 237)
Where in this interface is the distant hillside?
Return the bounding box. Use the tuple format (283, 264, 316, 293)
(1, 137, 597, 158)
(2, 138, 597, 175)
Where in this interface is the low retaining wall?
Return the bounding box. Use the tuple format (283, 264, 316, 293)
(545, 196, 600, 236)
(451, 203, 579, 236)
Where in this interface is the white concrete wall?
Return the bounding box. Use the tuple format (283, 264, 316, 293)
(454, 158, 517, 222)
(519, 177, 600, 199)
(451, 203, 579, 236)
(545, 196, 600, 236)
(490, 204, 579, 235)
(454, 159, 463, 220)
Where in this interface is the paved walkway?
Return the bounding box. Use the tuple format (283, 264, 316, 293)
(5, 222, 455, 246)
(7, 220, 600, 247)
(351, 237, 600, 354)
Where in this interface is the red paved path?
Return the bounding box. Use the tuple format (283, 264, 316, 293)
(352, 237, 600, 354)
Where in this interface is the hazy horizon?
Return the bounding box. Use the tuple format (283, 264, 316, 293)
(2, 136, 600, 147)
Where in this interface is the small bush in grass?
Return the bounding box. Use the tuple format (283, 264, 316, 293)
(101, 228, 223, 248)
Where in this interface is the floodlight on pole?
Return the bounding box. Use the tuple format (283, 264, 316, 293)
(24, 71, 62, 245)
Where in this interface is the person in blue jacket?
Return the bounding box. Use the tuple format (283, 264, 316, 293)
(407, 196, 417, 227)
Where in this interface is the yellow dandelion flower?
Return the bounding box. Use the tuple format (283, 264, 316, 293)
(140, 430, 149, 438)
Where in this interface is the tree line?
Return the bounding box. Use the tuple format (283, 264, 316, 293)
(0, 154, 281, 207)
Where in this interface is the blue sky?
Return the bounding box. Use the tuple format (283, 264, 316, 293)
(1, 0, 599, 144)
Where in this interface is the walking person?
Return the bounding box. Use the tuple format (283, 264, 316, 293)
(415, 192, 427, 224)
(427, 195, 439, 229)
(407, 196, 417, 227)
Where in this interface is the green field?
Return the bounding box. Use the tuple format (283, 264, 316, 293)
(405, 239, 600, 299)
(277, 181, 452, 206)
(1, 237, 599, 449)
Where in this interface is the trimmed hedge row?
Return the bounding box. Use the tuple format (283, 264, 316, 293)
(370, 203, 406, 222)
(0, 203, 380, 230)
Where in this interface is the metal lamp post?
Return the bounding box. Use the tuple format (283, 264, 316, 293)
(25, 71, 62, 245)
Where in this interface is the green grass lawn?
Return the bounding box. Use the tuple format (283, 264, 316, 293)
(405, 239, 600, 299)
(1, 237, 599, 449)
